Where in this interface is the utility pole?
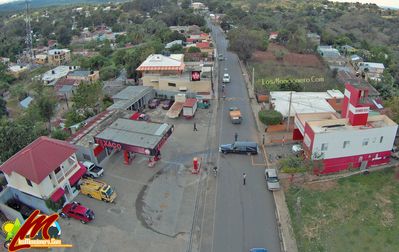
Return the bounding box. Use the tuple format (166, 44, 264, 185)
(252, 67, 254, 86)
(286, 91, 293, 132)
(25, 0, 33, 62)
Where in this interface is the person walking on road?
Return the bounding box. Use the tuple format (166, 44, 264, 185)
(243, 173, 246, 185)
(193, 122, 198, 131)
(234, 132, 238, 142)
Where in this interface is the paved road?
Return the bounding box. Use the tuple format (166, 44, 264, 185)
(209, 23, 282, 252)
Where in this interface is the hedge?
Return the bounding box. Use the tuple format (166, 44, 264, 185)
(258, 109, 282, 125)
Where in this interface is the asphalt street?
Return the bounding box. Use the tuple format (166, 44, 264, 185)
(209, 22, 281, 252)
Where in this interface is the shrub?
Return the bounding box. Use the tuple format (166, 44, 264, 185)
(279, 156, 307, 173)
(258, 109, 282, 125)
(187, 46, 201, 53)
(51, 128, 70, 141)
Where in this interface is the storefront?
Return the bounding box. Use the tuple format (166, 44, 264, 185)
(94, 118, 174, 164)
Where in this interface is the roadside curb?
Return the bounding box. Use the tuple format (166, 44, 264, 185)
(237, 58, 299, 252)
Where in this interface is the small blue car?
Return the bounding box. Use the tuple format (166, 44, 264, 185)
(250, 249, 268, 252)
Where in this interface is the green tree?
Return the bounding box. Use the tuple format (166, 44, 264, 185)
(65, 110, 85, 128)
(187, 46, 201, 53)
(0, 119, 44, 162)
(72, 81, 103, 111)
(228, 29, 264, 63)
(56, 25, 72, 46)
(0, 98, 7, 118)
(100, 65, 119, 80)
(181, 0, 191, 9)
(51, 128, 71, 141)
(168, 44, 184, 54)
(100, 40, 113, 57)
(34, 94, 57, 133)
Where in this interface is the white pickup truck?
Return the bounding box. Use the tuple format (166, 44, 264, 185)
(82, 161, 104, 178)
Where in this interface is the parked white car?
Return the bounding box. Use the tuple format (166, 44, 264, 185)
(222, 73, 230, 83)
(264, 168, 280, 191)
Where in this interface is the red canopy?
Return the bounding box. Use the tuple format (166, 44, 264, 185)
(69, 164, 87, 186)
(50, 188, 65, 202)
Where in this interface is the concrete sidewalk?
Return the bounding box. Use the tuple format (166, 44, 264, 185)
(238, 59, 298, 252)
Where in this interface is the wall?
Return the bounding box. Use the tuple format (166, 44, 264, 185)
(0, 188, 24, 220)
(5, 172, 42, 198)
(312, 125, 397, 160)
(142, 75, 211, 94)
(9, 187, 52, 214)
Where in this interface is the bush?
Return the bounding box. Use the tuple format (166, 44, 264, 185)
(187, 46, 201, 53)
(279, 156, 308, 173)
(258, 110, 282, 125)
(51, 128, 70, 140)
(45, 197, 65, 212)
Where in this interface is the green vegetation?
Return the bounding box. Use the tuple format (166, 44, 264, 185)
(279, 156, 308, 173)
(51, 128, 71, 141)
(227, 28, 268, 63)
(286, 168, 399, 252)
(258, 109, 282, 125)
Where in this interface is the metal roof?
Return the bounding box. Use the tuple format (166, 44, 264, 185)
(95, 119, 173, 149)
(112, 86, 152, 100)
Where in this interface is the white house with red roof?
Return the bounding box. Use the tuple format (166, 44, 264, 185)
(0, 136, 87, 208)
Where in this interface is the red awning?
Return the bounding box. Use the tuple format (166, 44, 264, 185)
(50, 188, 65, 202)
(93, 145, 104, 156)
(68, 164, 87, 186)
(130, 112, 140, 120)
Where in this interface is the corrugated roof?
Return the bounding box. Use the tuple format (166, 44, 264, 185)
(136, 54, 184, 71)
(0, 136, 77, 184)
(95, 119, 173, 149)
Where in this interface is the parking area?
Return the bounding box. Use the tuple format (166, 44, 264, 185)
(264, 142, 299, 165)
(58, 105, 215, 252)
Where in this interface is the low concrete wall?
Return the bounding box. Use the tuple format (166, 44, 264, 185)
(0, 188, 24, 221)
(7, 187, 52, 214)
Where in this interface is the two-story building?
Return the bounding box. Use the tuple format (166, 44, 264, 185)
(294, 83, 398, 174)
(137, 54, 212, 99)
(48, 49, 71, 66)
(0, 137, 87, 212)
(67, 70, 100, 83)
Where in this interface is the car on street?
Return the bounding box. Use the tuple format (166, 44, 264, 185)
(82, 161, 104, 178)
(250, 249, 268, 252)
(222, 73, 230, 83)
(148, 99, 160, 109)
(218, 53, 224, 60)
(162, 99, 173, 110)
(219, 141, 259, 155)
(264, 169, 280, 191)
(60, 201, 95, 224)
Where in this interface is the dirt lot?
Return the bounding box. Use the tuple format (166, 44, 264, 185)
(252, 43, 323, 68)
(249, 43, 344, 92)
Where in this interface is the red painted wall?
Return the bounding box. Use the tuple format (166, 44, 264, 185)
(292, 128, 303, 140)
(348, 110, 369, 126)
(318, 150, 391, 174)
